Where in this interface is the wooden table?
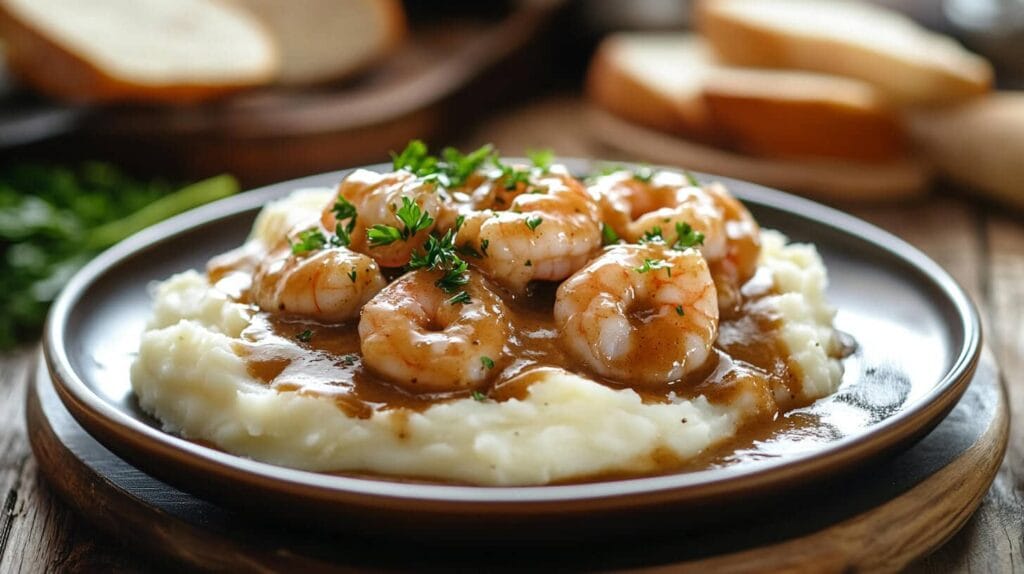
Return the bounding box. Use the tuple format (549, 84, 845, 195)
(1, 97, 1021, 572)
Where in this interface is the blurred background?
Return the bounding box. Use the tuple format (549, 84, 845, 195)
(1, 0, 1023, 348)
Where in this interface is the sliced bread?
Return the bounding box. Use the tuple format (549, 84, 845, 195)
(586, 33, 720, 142)
(0, 0, 279, 103)
(696, 0, 992, 106)
(588, 32, 908, 163)
(235, 0, 406, 86)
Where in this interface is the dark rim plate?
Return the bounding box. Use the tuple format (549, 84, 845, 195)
(43, 161, 981, 531)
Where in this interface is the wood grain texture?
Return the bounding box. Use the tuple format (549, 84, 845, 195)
(2, 96, 1023, 571)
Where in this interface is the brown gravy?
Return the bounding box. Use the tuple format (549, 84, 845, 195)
(228, 265, 828, 424)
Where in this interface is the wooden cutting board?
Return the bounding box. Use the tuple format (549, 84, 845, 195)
(3, 1, 563, 186)
(26, 347, 1007, 572)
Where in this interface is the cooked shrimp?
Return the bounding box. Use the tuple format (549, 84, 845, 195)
(591, 170, 727, 260)
(359, 270, 510, 392)
(554, 243, 719, 386)
(252, 244, 386, 322)
(455, 171, 602, 293)
(702, 181, 761, 299)
(322, 169, 447, 268)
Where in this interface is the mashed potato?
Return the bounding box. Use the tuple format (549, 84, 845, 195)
(131, 189, 843, 486)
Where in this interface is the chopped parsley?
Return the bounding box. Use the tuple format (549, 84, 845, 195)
(290, 227, 329, 255)
(494, 157, 532, 190)
(601, 222, 620, 246)
(640, 226, 664, 244)
(330, 196, 358, 246)
(527, 148, 554, 172)
(454, 214, 465, 232)
(635, 258, 671, 274)
(684, 171, 700, 186)
(675, 305, 685, 316)
(447, 290, 471, 305)
(296, 329, 313, 342)
(471, 390, 488, 402)
(347, 269, 357, 283)
(672, 222, 705, 250)
(391, 140, 495, 188)
(342, 354, 358, 366)
(479, 238, 489, 256)
(525, 259, 533, 267)
(480, 356, 495, 369)
(367, 196, 433, 247)
(525, 215, 543, 231)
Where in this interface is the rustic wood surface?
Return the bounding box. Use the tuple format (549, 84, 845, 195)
(2, 96, 1023, 572)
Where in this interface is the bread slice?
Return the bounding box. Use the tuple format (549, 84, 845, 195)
(586, 33, 720, 142)
(589, 108, 930, 202)
(697, 0, 992, 106)
(236, 0, 406, 86)
(909, 93, 1024, 209)
(703, 69, 907, 162)
(0, 0, 278, 103)
(588, 32, 908, 163)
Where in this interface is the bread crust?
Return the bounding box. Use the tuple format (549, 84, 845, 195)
(0, 0, 278, 104)
(696, 0, 992, 106)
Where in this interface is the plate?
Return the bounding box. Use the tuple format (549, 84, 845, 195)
(42, 161, 981, 537)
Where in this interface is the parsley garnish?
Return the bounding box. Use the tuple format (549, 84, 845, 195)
(633, 165, 654, 182)
(296, 329, 313, 342)
(447, 290, 471, 305)
(481, 356, 495, 369)
(601, 222, 620, 246)
(525, 215, 543, 231)
(391, 140, 495, 188)
(525, 259, 533, 267)
(493, 157, 532, 190)
(342, 354, 358, 366)
(290, 227, 328, 255)
(640, 226, 664, 244)
(635, 258, 671, 274)
(367, 197, 433, 247)
(672, 222, 705, 250)
(347, 270, 357, 282)
(437, 258, 470, 293)
(684, 171, 700, 186)
(330, 196, 358, 246)
(527, 149, 554, 172)
(409, 229, 458, 270)
(479, 238, 489, 256)
(471, 390, 487, 402)
(675, 305, 685, 316)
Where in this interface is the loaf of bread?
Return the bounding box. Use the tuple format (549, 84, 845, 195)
(909, 92, 1024, 208)
(587, 32, 908, 163)
(236, 0, 406, 86)
(696, 0, 992, 106)
(0, 0, 279, 103)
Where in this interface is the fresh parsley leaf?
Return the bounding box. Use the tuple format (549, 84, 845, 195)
(454, 214, 465, 232)
(391, 140, 438, 177)
(479, 238, 489, 257)
(394, 196, 434, 237)
(347, 269, 357, 282)
(480, 356, 495, 369)
(672, 222, 705, 250)
(290, 227, 328, 254)
(296, 329, 313, 342)
(436, 257, 470, 294)
(441, 144, 495, 187)
(601, 222, 619, 246)
(635, 258, 671, 274)
(640, 226, 663, 244)
(332, 196, 358, 233)
(525, 215, 543, 231)
(684, 171, 700, 186)
(447, 290, 471, 305)
(367, 224, 402, 246)
(527, 149, 554, 172)
(492, 157, 532, 190)
(675, 305, 685, 316)
(331, 223, 351, 247)
(471, 390, 487, 402)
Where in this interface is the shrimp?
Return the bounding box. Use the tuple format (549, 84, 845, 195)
(554, 243, 719, 386)
(321, 169, 448, 268)
(591, 170, 727, 260)
(252, 243, 386, 322)
(455, 170, 603, 293)
(359, 270, 510, 392)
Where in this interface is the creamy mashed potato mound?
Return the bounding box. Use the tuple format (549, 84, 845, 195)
(131, 188, 843, 486)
